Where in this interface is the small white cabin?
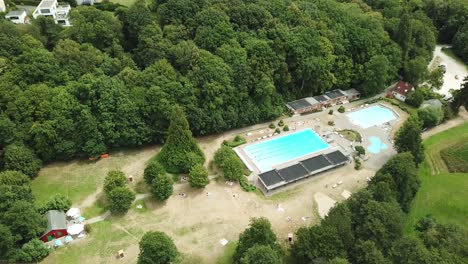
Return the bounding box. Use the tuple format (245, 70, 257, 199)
(5, 10, 28, 24)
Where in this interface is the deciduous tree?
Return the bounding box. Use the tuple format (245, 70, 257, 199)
(137, 231, 178, 264)
(234, 217, 282, 263)
(108, 186, 135, 213)
(188, 164, 209, 188)
(394, 116, 424, 164)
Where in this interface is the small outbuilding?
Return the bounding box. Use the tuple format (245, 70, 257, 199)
(40, 210, 68, 242)
(5, 9, 28, 24)
(342, 88, 361, 101)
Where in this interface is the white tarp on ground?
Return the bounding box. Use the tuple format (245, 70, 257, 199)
(67, 224, 84, 235)
(219, 239, 228, 246)
(66, 208, 81, 219)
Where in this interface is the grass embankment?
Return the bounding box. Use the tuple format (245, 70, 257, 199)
(338, 129, 362, 142)
(405, 123, 468, 234)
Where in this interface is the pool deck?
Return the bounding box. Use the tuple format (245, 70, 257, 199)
(234, 102, 407, 188)
(234, 128, 331, 173)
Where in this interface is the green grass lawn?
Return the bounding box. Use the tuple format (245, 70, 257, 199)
(215, 242, 237, 264)
(405, 123, 468, 234)
(32, 147, 157, 206)
(42, 219, 144, 264)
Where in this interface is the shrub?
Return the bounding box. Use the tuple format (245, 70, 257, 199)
(223, 136, 247, 148)
(355, 146, 366, 156)
(354, 158, 362, 170)
(188, 164, 209, 188)
(283, 125, 289, 131)
(328, 110, 334, 115)
(103, 170, 127, 195)
(84, 224, 92, 233)
(274, 128, 281, 134)
(278, 120, 284, 127)
(328, 121, 335, 126)
(108, 187, 135, 213)
(269, 123, 276, 129)
(239, 176, 256, 192)
(338, 106, 345, 113)
(213, 146, 245, 181)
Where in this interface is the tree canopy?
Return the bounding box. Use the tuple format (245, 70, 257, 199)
(137, 231, 179, 264)
(234, 217, 282, 263)
(158, 106, 205, 173)
(394, 116, 424, 164)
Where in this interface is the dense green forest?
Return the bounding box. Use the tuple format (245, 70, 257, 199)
(0, 0, 442, 167)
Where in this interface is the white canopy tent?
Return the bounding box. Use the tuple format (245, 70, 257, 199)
(67, 224, 84, 236)
(66, 208, 81, 219)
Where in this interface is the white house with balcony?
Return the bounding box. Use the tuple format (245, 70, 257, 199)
(33, 0, 71, 26)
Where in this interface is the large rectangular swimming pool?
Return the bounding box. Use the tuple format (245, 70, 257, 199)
(243, 128, 329, 172)
(346, 105, 397, 129)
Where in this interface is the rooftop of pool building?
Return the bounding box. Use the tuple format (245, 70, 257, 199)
(346, 105, 398, 129)
(240, 128, 329, 172)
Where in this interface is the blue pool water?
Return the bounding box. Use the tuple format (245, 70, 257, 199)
(346, 105, 397, 129)
(367, 136, 388, 154)
(244, 128, 329, 172)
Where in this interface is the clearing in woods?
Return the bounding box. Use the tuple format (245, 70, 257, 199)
(405, 122, 468, 233)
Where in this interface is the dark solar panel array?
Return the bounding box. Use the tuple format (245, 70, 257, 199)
(277, 164, 308, 182)
(258, 170, 283, 187)
(325, 90, 345, 99)
(325, 150, 349, 165)
(313, 95, 329, 102)
(301, 155, 332, 172)
(259, 150, 349, 189)
(287, 99, 311, 110)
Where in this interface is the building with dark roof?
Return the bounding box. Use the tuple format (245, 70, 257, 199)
(286, 97, 322, 114)
(286, 89, 361, 115)
(40, 210, 68, 242)
(325, 90, 347, 104)
(342, 89, 361, 101)
(257, 150, 350, 193)
(391, 81, 413, 102)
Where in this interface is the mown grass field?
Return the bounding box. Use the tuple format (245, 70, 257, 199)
(405, 122, 468, 234)
(32, 146, 158, 206)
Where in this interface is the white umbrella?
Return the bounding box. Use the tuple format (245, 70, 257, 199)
(66, 208, 81, 219)
(67, 224, 84, 235)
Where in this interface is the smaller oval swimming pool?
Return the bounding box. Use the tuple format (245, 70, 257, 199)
(367, 136, 388, 154)
(346, 105, 397, 129)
